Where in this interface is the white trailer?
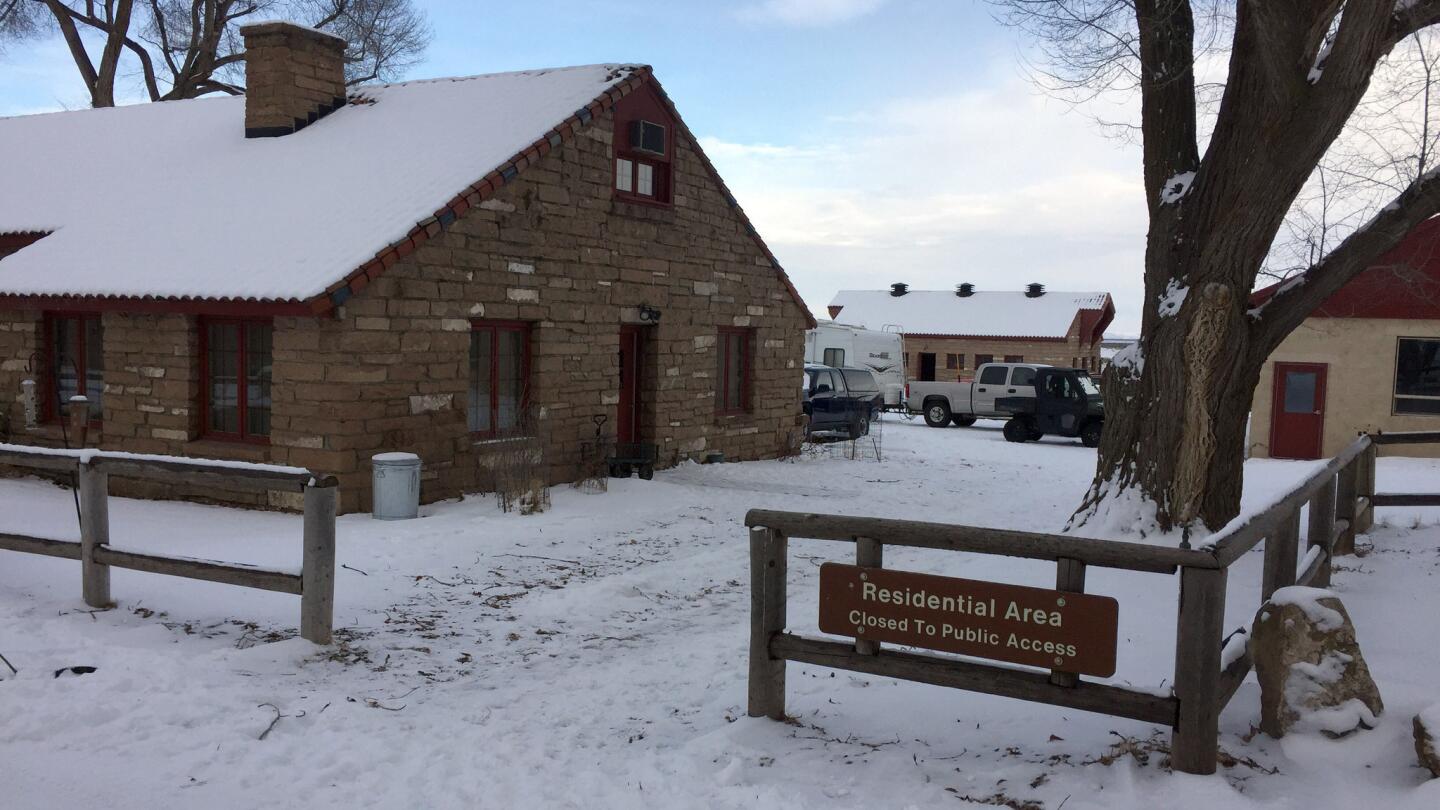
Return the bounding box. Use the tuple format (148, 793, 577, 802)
(805, 321, 906, 407)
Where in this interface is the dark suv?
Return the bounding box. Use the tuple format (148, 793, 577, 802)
(803, 364, 882, 439)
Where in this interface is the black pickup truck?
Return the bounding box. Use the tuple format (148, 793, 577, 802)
(803, 363, 882, 439)
(995, 368, 1104, 447)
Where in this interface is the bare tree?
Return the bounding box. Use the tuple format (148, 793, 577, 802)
(0, 0, 429, 108)
(995, 1, 1440, 538)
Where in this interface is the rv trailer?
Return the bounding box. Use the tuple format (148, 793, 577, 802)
(805, 321, 907, 409)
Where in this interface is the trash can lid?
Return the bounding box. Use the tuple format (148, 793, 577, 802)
(372, 452, 421, 463)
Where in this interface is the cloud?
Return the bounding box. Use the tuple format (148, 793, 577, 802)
(736, 0, 888, 27)
(698, 77, 1151, 333)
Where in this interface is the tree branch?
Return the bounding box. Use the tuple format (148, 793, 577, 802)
(1252, 166, 1440, 353)
(1134, 0, 1200, 212)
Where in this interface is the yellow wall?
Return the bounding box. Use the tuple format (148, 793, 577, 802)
(1250, 317, 1440, 458)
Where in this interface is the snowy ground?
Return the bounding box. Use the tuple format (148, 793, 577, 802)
(1, 417, 1438, 809)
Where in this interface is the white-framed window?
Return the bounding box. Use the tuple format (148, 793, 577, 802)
(637, 162, 654, 196)
(615, 158, 634, 193)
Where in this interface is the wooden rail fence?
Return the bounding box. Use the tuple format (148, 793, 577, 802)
(0, 444, 338, 644)
(746, 431, 1434, 775)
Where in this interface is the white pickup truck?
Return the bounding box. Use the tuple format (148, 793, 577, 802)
(905, 363, 1049, 427)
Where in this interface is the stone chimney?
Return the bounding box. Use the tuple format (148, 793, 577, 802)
(241, 22, 347, 138)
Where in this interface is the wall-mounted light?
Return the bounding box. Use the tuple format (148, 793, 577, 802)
(638, 305, 662, 324)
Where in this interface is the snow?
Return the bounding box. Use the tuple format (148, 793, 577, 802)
(1157, 279, 1189, 318)
(0, 64, 640, 302)
(0, 442, 310, 475)
(1285, 652, 1378, 736)
(2, 418, 1440, 808)
(1160, 171, 1196, 205)
(826, 289, 1111, 338)
(1110, 342, 1145, 375)
(371, 452, 420, 463)
(1221, 629, 1249, 671)
(1268, 586, 1347, 632)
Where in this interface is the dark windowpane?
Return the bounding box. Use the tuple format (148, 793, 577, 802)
(1396, 338, 1440, 398)
(979, 366, 1007, 385)
(722, 332, 746, 411)
(1011, 367, 1036, 386)
(469, 329, 492, 433)
(1283, 371, 1317, 414)
(51, 317, 80, 415)
(1004, 355, 1024, 363)
(84, 317, 104, 413)
(1395, 396, 1440, 414)
(497, 329, 525, 431)
(975, 354, 994, 367)
(208, 323, 240, 434)
(823, 348, 844, 367)
(245, 324, 272, 437)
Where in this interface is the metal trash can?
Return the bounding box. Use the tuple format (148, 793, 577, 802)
(372, 452, 421, 520)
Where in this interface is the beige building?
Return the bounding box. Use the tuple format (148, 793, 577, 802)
(827, 284, 1114, 381)
(0, 23, 814, 513)
(1250, 219, 1440, 460)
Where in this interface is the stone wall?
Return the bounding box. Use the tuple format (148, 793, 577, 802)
(0, 86, 810, 513)
(900, 334, 1101, 382)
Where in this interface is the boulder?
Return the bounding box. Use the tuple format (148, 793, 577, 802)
(1417, 707, 1440, 778)
(1251, 586, 1383, 738)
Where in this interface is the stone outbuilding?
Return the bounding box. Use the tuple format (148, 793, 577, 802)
(0, 22, 814, 513)
(1250, 218, 1440, 460)
(826, 283, 1114, 381)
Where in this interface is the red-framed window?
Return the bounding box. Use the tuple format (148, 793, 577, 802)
(1004, 354, 1024, 363)
(469, 320, 531, 437)
(717, 327, 753, 415)
(614, 155, 671, 204)
(200, 319, 273, 442)
(975, 353, 994, 367)
(614, 116, 673, 206)
(42, 312, 104, 423)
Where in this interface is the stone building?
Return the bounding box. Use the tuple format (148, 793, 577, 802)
(1249, 218, 1440, 460)
(0, 22, 814, 513)
(826, 284, 1114, 381)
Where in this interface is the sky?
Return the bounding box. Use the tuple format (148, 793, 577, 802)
(0, 0, 1148, 335)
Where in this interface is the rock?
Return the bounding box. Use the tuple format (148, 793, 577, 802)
(1251, 586, 1383, 738)
(1417, 707, 1440, 778)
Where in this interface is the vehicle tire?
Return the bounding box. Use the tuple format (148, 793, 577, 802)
(1003, 418, 1032, 443)
(1080, 420, 1103, 448)
(923, 400, 952, 428)
(950, 415, 977, 427)
(639, 465, 654, 480)
(615, 463, 633, 478)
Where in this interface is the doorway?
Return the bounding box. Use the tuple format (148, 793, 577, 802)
(918, 352, 937, 382)
(617, 326, 645, 444)
(1269, 362, 1327, 460)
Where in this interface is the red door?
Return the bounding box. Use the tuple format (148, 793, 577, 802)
(1270, 362, 1327, 460)
(617, 326, 643, 444)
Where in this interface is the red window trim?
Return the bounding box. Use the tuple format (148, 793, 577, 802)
(469, 319, 532, 439)
(41, 311, 103, 425)
(199, 317, 273, 445)
(613, 154, 672, 206)
(717, 327, 753, 416)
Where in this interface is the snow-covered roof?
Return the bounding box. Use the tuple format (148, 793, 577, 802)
(827, 290, 1112, 339)
(0, 64, 640, 303)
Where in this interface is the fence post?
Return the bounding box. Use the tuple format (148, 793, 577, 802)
(1171, 565, 1227, 775)
(855, 536, 882, 655)
(1307, 476, 1336, 588)
(300, 480, 337, 645)
(1049, 557, 1086, 687)
(1355, 441, 1376, 535)
(1335, 457, 1359, 556)
(748, 526, 788, 720)
(1261, 510, 1300, 600)
(77, 459, 112, 608)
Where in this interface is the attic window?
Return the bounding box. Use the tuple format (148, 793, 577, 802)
(629, 120, 667, 155)
(615, 108, 672, 206)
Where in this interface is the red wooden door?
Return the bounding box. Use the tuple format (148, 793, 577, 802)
(1270, 362, 1328, 460)
(617, 326, 642, 444)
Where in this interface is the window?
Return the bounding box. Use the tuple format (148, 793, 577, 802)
(615, 115, 672, 204)
(842, 369, 878, 393)
(1395, 337, 1440, 414)
(1004, 354, 1024, 363)
(470, 321, 531, 436)
(823, 348, 845, 367)
(202, 320, 272, 441)
(44, 313, 103, 422)
(718, 328, 752, 414)
(975, 353, 994, 367)
(945, 353, 957, 370)
(615, 156, 667, 202)
(1010, 367, 1037, 386)
(979, 366, 1008, 385)
(956, 354, 965, 370)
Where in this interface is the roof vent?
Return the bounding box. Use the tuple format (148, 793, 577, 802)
(1025, 283, 1046, 298)
(890, 282, 909, 297)
(956, 283, 975, 297)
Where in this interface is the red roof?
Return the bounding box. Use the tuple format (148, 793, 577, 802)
(1251, 217, 1440, 319)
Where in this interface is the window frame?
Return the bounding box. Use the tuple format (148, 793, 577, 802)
(1393, 336, 1440, 416)
(42, 311, 103, 425)
(199, 317, 273, 444)
(469, 319, 533, 438)
(975, 353, 994, 368)
(823, 347, 845, 367)
(717, 327, 753, 416)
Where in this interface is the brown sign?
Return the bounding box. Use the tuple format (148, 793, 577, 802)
(818, 563, 1119, 677)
